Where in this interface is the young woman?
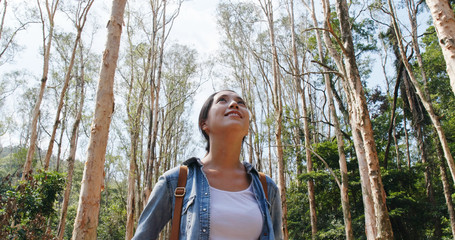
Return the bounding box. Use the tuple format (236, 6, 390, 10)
(132, 90, 283, 240)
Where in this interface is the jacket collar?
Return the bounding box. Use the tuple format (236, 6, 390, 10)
(182, 157, 258, 174)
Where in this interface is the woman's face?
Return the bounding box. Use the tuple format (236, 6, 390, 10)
(202, 91, 250, 138)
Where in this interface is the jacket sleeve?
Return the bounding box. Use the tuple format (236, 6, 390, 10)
(269, 179, 284, 240)
(132, 174, 173, 240)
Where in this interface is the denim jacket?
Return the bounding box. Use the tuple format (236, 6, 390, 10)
(132, 157, 283, 240)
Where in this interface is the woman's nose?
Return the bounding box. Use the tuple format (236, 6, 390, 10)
(229, 100, 239, 109)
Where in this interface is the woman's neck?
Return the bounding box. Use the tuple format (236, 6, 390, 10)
(201, 135, 244, 170)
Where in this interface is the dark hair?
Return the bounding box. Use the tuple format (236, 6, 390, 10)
(198, 90, 238, 152)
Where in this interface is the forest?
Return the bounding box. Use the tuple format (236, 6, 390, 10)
(0, 0, 455, 239)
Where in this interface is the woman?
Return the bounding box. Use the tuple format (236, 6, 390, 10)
(133, 90, 283, 240)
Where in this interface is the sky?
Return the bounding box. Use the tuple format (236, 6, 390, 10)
(0, 0, 223, 156)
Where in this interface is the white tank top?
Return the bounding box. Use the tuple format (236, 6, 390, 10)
(209, 183, 263, 240)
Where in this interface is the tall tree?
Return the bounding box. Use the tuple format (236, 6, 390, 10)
(57, 44, 86, 240)
(322, 0, 394, 237)
(144, 0, 183, 202)
(71, 0, 127, 238)
(301, 0, 354, 236)
(23, 0, 60, 179)
(43, 0, 94, 170)
(258, 0, 288, 238)
(388, 0, 455, 186)
(425, 0, 455, 95)
(287, 0, 317, 237)
(0, 0, 32, 66)
(320, 0, 377, 238)
(123, 8, 151, 238)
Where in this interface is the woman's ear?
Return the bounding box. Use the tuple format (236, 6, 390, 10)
(202, 123, 209, 133)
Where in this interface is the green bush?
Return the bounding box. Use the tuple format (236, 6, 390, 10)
(0, 170, 65, 239)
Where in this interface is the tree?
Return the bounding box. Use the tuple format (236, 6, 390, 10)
(301, 0, 354, 236)
(43, 0, 94, 170)
(321, 0, 394, 237)
(71, 0, 127, 238)
(387, 0, 455, 188)
(0, 0, 33, 66)
(287, 0, 318, 237)
(56, 44, 87, 240)
(258, 0, 289, 237)
(425, 0, 455, 95)
(23, 0, 60, 180)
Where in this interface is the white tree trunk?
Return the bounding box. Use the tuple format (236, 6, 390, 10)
(259, 0, 288, 237)
(71, 0, 127, 239)
(57, 55, 85, 239)
(23, 0, 60, 179)
(426, 0, 455, 95)
(390, 0, 455, 186)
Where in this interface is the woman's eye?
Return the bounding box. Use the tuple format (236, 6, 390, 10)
(238, 100, 246, 105)
(217, 98, 226, 103)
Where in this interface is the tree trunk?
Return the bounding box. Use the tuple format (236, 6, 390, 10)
(320, 0, 377, 237)
(383, 74, 401, 169)
(335, 0, 394, 235)
(306, 0, 354, 234)
(44, 30, 81, 170)
(402, 116, 411, 168)
(23, 0, 60, 179)
(305, 0, 354, 235)
(71, 0, 127, 238)
(44, 0, 94, 170)
(124, 4, 153, 237)
(436, 137, 455, 239)
(259, 0, 288, 237)
(287, 0, 317, 236)
(56, 101, 67, 172)
(425, 0, 455, 95)
(125, 58, 149, 240)
(389, 0, 455, 185)
(57, 50, 86, 240)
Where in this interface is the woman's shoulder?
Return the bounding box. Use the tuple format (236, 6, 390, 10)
(242, 161, 278, 189)
(161, 157, 201, 180)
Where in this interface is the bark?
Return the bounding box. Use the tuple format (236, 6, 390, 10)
(383, 73, 401, 169)
(57, 50, 85, 240)
(402, 116, 411, 168)
(44, 0, 94, 169)
(125, 73, 149, 240)
(145, 0, 168, 200)
(320, 0, 376, 237)
(336, 0, 394, 235)
(23, 0, 60, 179)
(425, 0, 455, 95)
(303, 0, 354, 234)
(327, 80, 354, 240)
(389, 0, 455, 185)
(259, 0, 288, 237)
(303, 88, 317, 239)
(56, 102, 67, 172)
(124, 4, 152, 237)
(71, 0, 127, 239)
(144, 0, 160, 202)
(287, 0, 317, 236)
(152, 0, 167, 186)
(436, 137, 455, 239)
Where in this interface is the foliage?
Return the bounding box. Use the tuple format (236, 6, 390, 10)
(0, 147, 33, 179)
(0, 170, 65, 239)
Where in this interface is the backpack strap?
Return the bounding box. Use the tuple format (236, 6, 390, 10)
(170, 165, 188, 240)
(259, 172, 268, 201)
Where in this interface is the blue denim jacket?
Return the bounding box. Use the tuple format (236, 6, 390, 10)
(132, 157, 283, 240)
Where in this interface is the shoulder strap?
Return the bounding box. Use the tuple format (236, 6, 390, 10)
(259, 172, 268, 201)
(170, 165, 188, 240)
